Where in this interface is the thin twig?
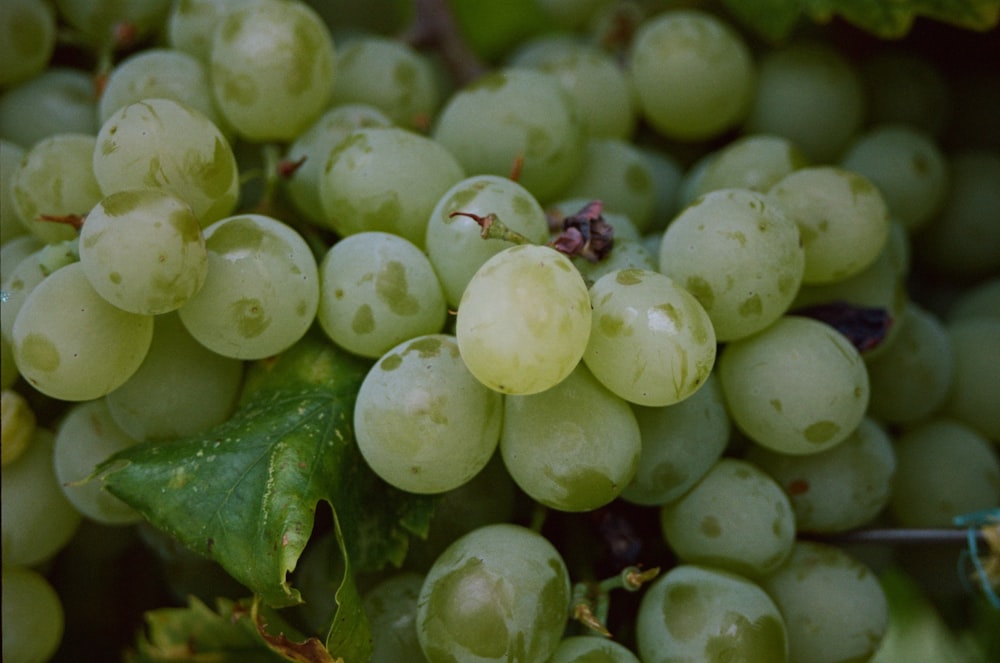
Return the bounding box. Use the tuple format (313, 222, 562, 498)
(401, 0, 487, 86)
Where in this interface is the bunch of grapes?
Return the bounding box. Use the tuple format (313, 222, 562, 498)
(2, 0, 999, 662)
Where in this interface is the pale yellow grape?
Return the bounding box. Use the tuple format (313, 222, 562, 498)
(1, 247, 49, 344)
(0, 234, 41, 283)
(768, 166, 890, 284)
(456, 244, 591, 395)
(718, 315, 869, 455)
(12, 262, 154, 402)
(1, 565, 64, 663)
(584, 269, 716, 406)
(572, 239, 657, 287)
(94, 98, 240, 226)
(693, 134, 808, 198)
(79, 188, 208, 315)
(1, 388, 35, 467)
(210, 0, 336, 141)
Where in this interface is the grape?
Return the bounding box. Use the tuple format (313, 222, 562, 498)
(548, 635, 640, 662)
(947, 276, 1000, 323)
(0, 242, 77, 344)
(167, 0, 261, 63)
(658, 188, 805, 341)
(425, 175, 550, 307)
(105, 312, 243, 441)
(639, 147, 684, 231)
(0, 234, 41, 283)
(1, 428, 82, 566)
(97, 47, 228, 133)
(748, 416, 896, 533)
(318, 127, 465, 247)
(282, 104, 393, 224)
(54, 398, 142, 524)
(177, 213, 319, 360)
(354, 334, 502, 494)
(209, 0, 336, 141)
(416, 523, 570, 663)
(572, 239, 657, 287)
(555, 138, 656, 231)
(889, 418, 1000, 528)
(718, 315, 870, 454)
(636, 564, 789, 663)
(744, 40, 865, 163)
(363, 572, 428, 663)
(456, 243, 592, 395)
(758, 542, 888, 663)
(0, 0, 56, 88)
(1, 140, 27, 244)
(1, 388, 35, 467)
(660, 458, 796, 577)
(913, 149, 1000, 278)
(432, 67, 585, 203)
(1, 338, 17, 389)
(629, 10, 754, 141)
(94, 98, 240, 226)
(584, 268, 716, 406)
(55, 0, 171, 48)
(866, 302, 953, 425)
(693, 134, 808, 199)
(79, 188, 208, 315)
(328, 36, 440, 129)
(942, 318, 1000, 439)
(861, 51, 951, 137)
(0, 68, 98, 147)
(768, 166, 890, 284)
(840, 124, 949, 232)
(1, 565, 64, 663)
(317, 232, 446, 359)
(500, 363, 641, 512)
(621, 372, 731, 506)
(11, 132, 104, 244)
(12, 262, 154, 401)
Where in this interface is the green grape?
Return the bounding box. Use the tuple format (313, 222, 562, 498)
(1, 565, 64, 663)
(509, 38, 637, 140)
(54, 398, 141, 525)
(329, 36, 440, 130)
(416, 523, 570, 663)
(456, 243, 592, 395)
(660, 458, 796, 577)
(317, 232, 446, 359)
(209, 0, 336, 141)
(636, 564, 789, 663)
(1, 140, 27, 244)
(0, 234, 41, 283)
(866, 302, 953, 425)
(11, 132, 103, 244)
(573, 240, 657, 288)
(555, 138, 656, 231)
(54, 0, 171, 48)
(500, 363, 641, 512)
(177, 214, 318, 360)
(748, 417, 895, 533)
(97, 47, 227, 132)
(943, 317, 1000, 440)
(674, 152, 717, 213)
(536, 0, 615, 29)
(0, 0, 56, 88)
(425, 175, 550, 307)
(768, 166, 890, 284)
(1, 337, 17, 389)
(94, 98, 240, 226)
(283, 104, 394, 224)
(354, 334, 502, 494)
(693, 134, 808, 199)
(13, 262, 153, 401)
(629, 10, 754, 141)
(840, 124, 949, 232)
(639, 147, 684, 232)
(548, 635, 641, 662)
(719, 315, 870, 454)
(432, 67, 585, 203)
(584, 268, 716, 406)
(105, 312, 243, 441)
(167, 0, 260, 63)
(947, 276, 1000, 323)
(758, 542, 888, 663)
(78, 188, 207, 315)
(1, 428, 82, 566)
(621, 372, 730, 506)
(363, 572, 428, 663)
(318, 127, 465, 248)
(658, 188, 805, 342)
(0, 242, 77, 344)
(884, 218, 911, 278)
(0, 68, 99, 147)
(914, 149, 1000, 278)
(861, 51, 950, 138)
(744, 40, 865, 163)
(890, 418, 1000, 528)
(1, 388, 35, 466)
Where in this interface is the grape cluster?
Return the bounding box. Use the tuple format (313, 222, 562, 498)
(2, 1, 1000, 662)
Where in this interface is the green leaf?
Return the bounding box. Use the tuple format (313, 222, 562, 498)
(99, 332, 435, 657)
(802, 0, 1000, 38)
(721, 0, 803, 42)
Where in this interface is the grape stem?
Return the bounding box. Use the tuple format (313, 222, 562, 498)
(570, 565, 660, 637)
(402, 0, 487, 85)
(449, 211, 535, 244)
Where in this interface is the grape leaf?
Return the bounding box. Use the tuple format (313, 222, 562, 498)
(99, 332, 435, 658)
